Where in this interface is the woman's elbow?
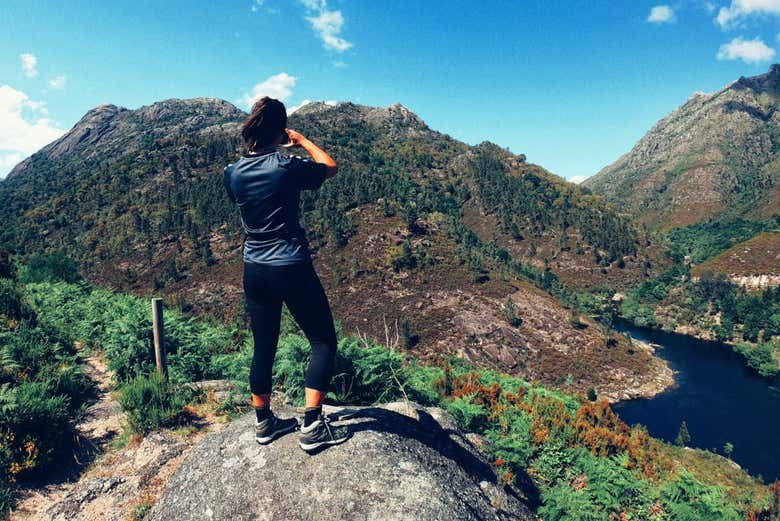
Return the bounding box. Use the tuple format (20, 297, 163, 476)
(326, 164, 338, 178)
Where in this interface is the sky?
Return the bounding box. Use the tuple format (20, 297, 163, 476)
(1, 1, 780, 182)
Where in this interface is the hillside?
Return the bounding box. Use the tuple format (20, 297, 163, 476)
(584, 64, 780, 229)
(5, 270, 773, 520)
(0, 98, 671, 400)
(692, 230, 780, 287)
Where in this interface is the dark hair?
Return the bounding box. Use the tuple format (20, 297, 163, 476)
(241, 97, 287, 152)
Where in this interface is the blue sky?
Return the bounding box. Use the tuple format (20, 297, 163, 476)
(1, 0, 779, 181)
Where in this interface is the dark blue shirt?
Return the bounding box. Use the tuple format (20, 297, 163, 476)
(223, 150, 327, 265)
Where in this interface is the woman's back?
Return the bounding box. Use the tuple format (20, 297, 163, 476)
(224, 150, 327, 265)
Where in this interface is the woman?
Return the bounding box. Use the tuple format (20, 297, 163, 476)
(223, 96, 348, 452)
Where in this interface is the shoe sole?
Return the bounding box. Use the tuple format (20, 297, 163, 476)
(256, 422, 298, 444)
(298, 434, 349, 452)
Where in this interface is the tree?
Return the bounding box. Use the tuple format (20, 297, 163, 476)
(723, 442, 734, 458)
(400, 319, 419, 349)
(504, 297, 522, 327)
(675, 421, 691, 447)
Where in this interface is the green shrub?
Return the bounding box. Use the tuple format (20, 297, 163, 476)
(734, 341, 779, 379)
(15, 252, 81, 284)
(0, 382, 73, 482)
(401, 362, 444, 406)
(444, 395, 488, 432)
(661, 469, 741, 521)
(118, 373, 196, 435)
(0, 280, 25, 321)
(485, 412, 534, 468)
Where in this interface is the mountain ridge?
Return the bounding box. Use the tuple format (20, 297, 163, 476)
(584, 64, 780, 229)
(0, 96, 671, 401)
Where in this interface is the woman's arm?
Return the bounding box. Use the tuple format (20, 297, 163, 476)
(283, 129, 338, 178)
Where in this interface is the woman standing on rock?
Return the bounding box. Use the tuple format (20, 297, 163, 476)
(223, 96, 348, 452)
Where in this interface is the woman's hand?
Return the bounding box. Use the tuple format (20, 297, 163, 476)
(281, 128, 306, 148)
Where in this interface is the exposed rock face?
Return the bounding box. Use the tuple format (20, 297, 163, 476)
(584, 64, 780, 228)
(7, 97, 244, 177)
(147, 402, 536, 521)
(693, 274, 780, 290)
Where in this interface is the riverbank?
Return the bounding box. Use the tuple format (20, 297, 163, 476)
(598, 336, 676, 403)
(632, 314, 780, 379)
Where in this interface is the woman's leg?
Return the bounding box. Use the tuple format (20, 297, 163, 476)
(243, 263, 283, 403)
(243, 264, 299, 444)
(283, 263, 338, 415)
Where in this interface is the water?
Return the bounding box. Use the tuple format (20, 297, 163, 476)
(612, 320, 780, 482)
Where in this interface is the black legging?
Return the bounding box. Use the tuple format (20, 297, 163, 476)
(243, 261, 338, 395)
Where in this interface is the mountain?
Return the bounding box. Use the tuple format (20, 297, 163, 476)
(0, 97, 671, 401)
(584, 64, 780, 229)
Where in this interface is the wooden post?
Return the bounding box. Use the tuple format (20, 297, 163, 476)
(152, 298, 167, 379)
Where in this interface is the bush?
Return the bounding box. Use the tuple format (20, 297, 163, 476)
(444, 395, 489, 432)
(733, 341, 779, 379)
(0, 279, 25, 321)
(504, 297, 522, 328)
(118, 373, 196, 435)
(15, 252, 81, 284)
(661, 469, 741, 521)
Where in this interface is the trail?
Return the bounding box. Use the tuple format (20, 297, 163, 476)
(10, 349, 225, 521)
(11, 351, 125, 519)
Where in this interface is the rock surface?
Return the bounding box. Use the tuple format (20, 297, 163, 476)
(147, 402, 536, 521)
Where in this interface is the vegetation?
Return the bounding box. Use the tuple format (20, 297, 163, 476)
(1, 254, 777, 518)
(0, 264, 91, 512)
(666, 216, 780, 264)
(675, 421, 692, 447)
(619, 215, 780, 378)
(470, 145, 638, 264)
(118, 373, 196, 435)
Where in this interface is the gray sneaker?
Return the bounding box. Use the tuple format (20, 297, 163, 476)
(255, 414, 299, 444)
(298, 415, 349, 452)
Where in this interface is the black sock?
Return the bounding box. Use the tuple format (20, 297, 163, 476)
(255, 405, 272, 423)
(304, 406, 322, 427)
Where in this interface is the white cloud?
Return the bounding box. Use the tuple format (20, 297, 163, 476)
(306, 10, 353, 52)
(647, 5, 675, 23)
(239, 72, 297, 109)
(299, 0, 325, 10)
(716, 0, 780, 28)
(568, 175, 590, 185)
(250, 0, 264, 12)
(0, 85, 65, 178)
(299, 0, 353, 53)
(48, 75, 67, 90)
(0, 152, 24, 175)
(288, 99, 338, 113)
(716, 36, 776, 63)
(20, 53, 37, 78)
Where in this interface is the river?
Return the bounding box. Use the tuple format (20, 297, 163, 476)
(612, 320, 780, 482)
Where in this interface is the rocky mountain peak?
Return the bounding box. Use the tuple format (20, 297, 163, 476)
(364, 102, 428, 133)
(584, 64, 780, 228)
(135, 97, 245, 123)
(730, 63, 780, 95)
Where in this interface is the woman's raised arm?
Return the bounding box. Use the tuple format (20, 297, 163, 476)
(283, 129, 338, 178)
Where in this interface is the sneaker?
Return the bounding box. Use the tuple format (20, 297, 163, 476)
(255, 414, 299, 444)
(298, 415, 349, 452)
